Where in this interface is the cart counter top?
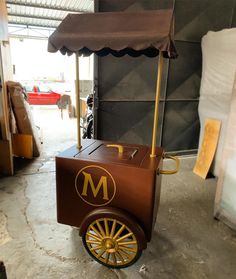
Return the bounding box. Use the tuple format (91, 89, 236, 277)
(57, 139, 163, 171)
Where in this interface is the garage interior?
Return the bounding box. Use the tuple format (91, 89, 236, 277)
(1, 0, 236, 278)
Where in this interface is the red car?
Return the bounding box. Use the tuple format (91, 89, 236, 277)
(24, 85, 62, 105)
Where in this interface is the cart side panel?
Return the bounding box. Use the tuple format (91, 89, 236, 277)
(105, 164, 157, 241)
(56, 155, 160, 241)
(56, 157, 91, 226)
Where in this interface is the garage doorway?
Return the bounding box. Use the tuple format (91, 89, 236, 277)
(9, 36, 93, 159)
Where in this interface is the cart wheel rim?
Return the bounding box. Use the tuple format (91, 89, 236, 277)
(84, 217, 139, 267)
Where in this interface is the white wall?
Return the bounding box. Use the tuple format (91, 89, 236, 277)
(10, 37, 93, 82)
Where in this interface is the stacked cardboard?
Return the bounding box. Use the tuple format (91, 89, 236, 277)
(7, 81, 40, 157)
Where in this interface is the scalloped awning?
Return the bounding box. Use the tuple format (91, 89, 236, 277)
(48, 9, 177, 58)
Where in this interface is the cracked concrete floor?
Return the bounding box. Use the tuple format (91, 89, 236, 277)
(1, 106, 236, 279)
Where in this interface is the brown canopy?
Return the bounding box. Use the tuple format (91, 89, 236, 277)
(48, 9, 177, 58)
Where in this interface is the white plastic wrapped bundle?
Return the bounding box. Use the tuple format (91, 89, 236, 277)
(214, 75, 236, 230)
(198, 28, 236, 176)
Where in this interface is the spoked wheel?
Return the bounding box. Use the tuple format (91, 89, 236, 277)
(82, 217, 142, 268)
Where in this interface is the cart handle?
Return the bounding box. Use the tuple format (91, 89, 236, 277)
(160, 154, 180, 175)
(106, 144, 124, 154)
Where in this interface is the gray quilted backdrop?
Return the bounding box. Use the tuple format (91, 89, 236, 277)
(94, 0, 236, 153)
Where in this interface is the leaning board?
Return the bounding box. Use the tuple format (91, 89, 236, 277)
(193, 119, 221, 179)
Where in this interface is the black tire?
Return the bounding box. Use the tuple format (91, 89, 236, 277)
(86, 120, 93, 139)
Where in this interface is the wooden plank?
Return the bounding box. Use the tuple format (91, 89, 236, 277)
(0, 41, 13, 81)
(0, 4, 13, 175)
(12, 134, 33, 159)
(0, 44, 9, 140)
(0, 0, 8, 41)
(0, 42, 14, 175)
(193, 119, 221, 179)
(0, 40, 12, 140)
(0, 139, 13, 175)
(0, 75, 4, 139)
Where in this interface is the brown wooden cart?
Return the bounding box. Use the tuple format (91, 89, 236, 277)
(48, 9, 179, 268)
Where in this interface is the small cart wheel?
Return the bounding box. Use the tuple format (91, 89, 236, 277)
(82, 217, 142, 268)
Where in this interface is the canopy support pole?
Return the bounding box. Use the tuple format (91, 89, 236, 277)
(75, 52, 81, 149)
(150, 52, 163, 158)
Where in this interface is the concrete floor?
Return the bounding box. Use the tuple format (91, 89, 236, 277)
(0, 106, 236, 279)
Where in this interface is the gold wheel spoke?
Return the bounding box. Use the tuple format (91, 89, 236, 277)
(87, 232, 102, 242)
(86, 240, 101, 245)
(105, 252, 110, 264)
(104, 218, 109, 237)
(118, 241, 137, 246)
(113, 224, 125, 240)
(118, 245, 137, 253)
(90, 225, 103, 239)
(116, 232, 133, 242)
(118, 248, 133, 260)
(110, 220, 116, 238)
(96, 220, 106, 237)
(111, 252, 117, 265)
(97, 249, 106, 259)
(90, 245, 103, 251)
(116, 251, 125, 264)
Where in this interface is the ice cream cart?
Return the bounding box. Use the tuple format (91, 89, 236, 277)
(48, 9, 179, 268)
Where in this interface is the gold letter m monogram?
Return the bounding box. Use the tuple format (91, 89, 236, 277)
(81, 171, 109, 200)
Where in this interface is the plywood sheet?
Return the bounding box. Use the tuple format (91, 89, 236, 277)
(0, 42, 12, 141)
(193, 119, 221, 179)
(12, 134, 33, 159)
(0, 41, 13, 81)
(0, 0, 8, 41)
(0, 139, 13, 175)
